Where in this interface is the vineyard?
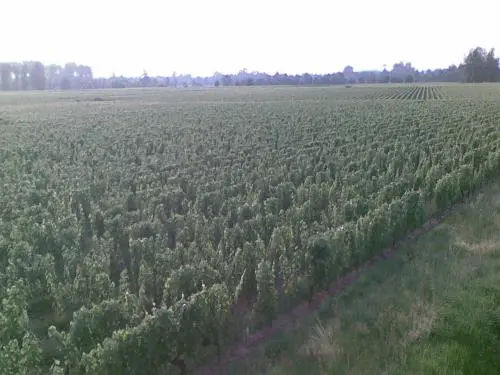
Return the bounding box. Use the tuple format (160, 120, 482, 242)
(0, 85, 500, 375)
(368, 85, 446, 100)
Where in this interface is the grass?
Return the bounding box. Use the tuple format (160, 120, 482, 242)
(223, 183, 500, 375)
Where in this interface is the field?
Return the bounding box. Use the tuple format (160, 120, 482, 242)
(0, 84, 500, 375)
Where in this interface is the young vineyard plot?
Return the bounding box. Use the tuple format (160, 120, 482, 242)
(363, 85, 446, 100)
(0, 86, 499, 374)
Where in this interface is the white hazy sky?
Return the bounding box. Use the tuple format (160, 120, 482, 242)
(2, 0, 499, 77)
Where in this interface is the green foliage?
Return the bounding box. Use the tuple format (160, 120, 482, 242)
(0, 332, 42, 375)
(254, 260, 278, 327)
(306, 235, 331, 294)
(463, 47, 500, 83)
(79, 283, 230, 375)
(0, 86, 499, 373)
(68, 300, 129, 354)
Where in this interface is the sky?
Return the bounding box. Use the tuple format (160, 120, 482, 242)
(2, 0, 499, 78)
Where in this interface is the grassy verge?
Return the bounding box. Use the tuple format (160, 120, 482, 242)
(223, 184, 500, 375)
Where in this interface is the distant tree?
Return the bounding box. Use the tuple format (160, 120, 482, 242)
(486, 49, 500, 82)
(343, 65, 354, 74)
(77, 65, 93, 89)
(337, 72, 347, 85)
(60, 78, 71, 90)
(464, 47, 486, 82)
(221, 75, 232, 86)
(299, 73, 311, 85)
(10, 63, 21, 90)
(20, 63, 29, 90)
(139, 70, 151, 86)
(366, 73, 377, 84)
(45, 64, 61, 90)
(1, 45, 495, 90)
(62, 63, 78, 89)
(379, 72, 390, 84)
(343, 66, 356, 83)
(1, 63, 12, 90)
(391, 62, 415, 83)
(110, 75, 126, 89)
(463, 47, 499, 83)
(30, 61, 46, 90)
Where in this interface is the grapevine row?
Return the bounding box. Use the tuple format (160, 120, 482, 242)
(363, 86, 446, 100)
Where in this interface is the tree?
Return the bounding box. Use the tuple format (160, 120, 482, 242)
(45, 64, 61, 90)
(1, 63, 12, 91)
(221, 75, 232, 86)
(139, 70, 151, 87)
(77, 65, 93, 89)
(62, 63, 77, 89)
(486, 49, 500, 82)
(301, 73, 313, 85)
(20, 63, 29, 90)
(10, 63, 21, 90)
(463, 47, 499, 83)
(379, 71, 390, 84)
(30, 61, 46, 90)
(60, 77, 71, 90)
(343, 66, 355, 83)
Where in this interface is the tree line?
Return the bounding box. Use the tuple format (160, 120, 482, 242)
(0, 62, 93, 91)
(0, 47, 498, 91)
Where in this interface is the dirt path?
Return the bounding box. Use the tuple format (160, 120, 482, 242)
(192, 207, 458, 375)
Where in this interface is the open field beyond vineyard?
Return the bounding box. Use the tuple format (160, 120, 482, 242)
(0, 84, 500, 375)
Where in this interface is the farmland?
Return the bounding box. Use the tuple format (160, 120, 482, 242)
(0, 84, 500, 375)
